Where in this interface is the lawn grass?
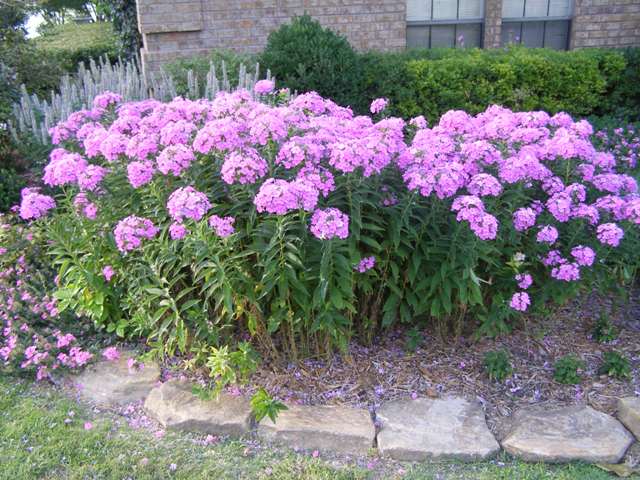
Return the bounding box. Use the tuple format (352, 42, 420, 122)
(0, 376, 631, 479)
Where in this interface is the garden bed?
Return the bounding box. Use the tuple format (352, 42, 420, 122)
(156, 289, 640, 445)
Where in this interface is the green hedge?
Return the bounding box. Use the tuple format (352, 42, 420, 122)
(397, 47, 627, 121)
(33, 22, 118, 72)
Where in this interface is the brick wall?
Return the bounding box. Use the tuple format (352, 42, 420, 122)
(137, 0, 407, 73)
(137, 0, 640, 74)
(570, 0, 640, 48)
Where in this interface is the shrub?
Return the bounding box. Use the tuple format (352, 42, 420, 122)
(19, 92, 640, 364)
(33, 22, 118, 72)
(404, 47, 626, 123)
(110, 0, 141, 60)
(483, 350, 512, 382)
(0, 215, 93, 380)
(599, 351, 631, 380)
(260, 15, 361, 109)
(0, 168, 24, 212)
(553, 355, 585, 384)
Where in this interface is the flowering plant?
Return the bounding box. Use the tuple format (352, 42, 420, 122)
(0, 216, 93, 380)
(20, 90, 640, 360)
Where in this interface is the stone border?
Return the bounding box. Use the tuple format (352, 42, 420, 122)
(76, 358, 638, 465)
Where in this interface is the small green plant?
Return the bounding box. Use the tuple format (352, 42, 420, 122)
(553, 355, 585, 384)
(599, 351, 631, 380)
(592, 315, 618, 343)
(206, 342, 259, 395)
(250, 388, 288, 423)
(405, 327, 423, 352)
(483, 350, 513, 382)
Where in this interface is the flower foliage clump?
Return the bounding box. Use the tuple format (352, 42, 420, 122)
(18, 89, 640, 359)
(0, 217, 93, 380)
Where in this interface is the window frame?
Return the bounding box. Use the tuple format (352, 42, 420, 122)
(501, 0, 573, 50)
(406, 0, 486, 48)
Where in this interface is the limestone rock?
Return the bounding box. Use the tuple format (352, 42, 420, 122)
(257, 404, 375, 456)
(75, 352, 160, 405)
(502, 405, 633, 463)
(144, 380, 252, 436)
(618, 397, 640, 440)
(376, 397, 499, 461)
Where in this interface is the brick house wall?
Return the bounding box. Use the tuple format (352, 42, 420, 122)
(137, 0, 407, 72)
(571, 0, 640, 48)
(137, 0, 640, 73)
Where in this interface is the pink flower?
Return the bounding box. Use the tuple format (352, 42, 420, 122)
(208, 215, 235, 238)
(84, 422, 93, 430)
(596, 223, 624, 247)
(102, 346, 120, 361)
(102, 266, 115, 282)
(309, 208, 349, 240)
(19, 189, 56, 220)
(254, 79, 275, 95)
(167, 187, 211, 222)
(114, 216, 159, 253)
(509, 292, 530, 311)
(370, 98, 388, 114)
(169, 222, 188, 240)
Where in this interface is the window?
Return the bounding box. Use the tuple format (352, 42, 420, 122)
(407, 0, 484, 49)
(501, 0, 572, 49)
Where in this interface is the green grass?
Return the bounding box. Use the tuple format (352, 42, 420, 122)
(0, 376, 631, 479)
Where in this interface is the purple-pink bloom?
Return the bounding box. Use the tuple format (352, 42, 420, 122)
(509, 292, 530, 312)
(102, 265, 115, 282)
(309, 208, 349, 240)
(19, 189, 56, 220)
(254, 79, 275, 95)
(166, 186, 211, 222)
(208, 215, 235, 238)
(536, 225, 559, 244)
(370, 98, 388, 114)
(515, 273, 533, 289)
(169, 222, 188, 240)
(571, 245, 595, 267)
(551, 263, 581, 281)
(596, 223, 624, 247)
(102, 346, 120, 361)
(355, 256, 376, 273)
(114, 216, 159, 253)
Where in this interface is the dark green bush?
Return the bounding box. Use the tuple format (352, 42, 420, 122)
(599, 351, 631, 380)
(260, 15, 361, 109)
(0, 167, 24, 212)
(33, 22, 117, 72)
(404, 47, 627, 122)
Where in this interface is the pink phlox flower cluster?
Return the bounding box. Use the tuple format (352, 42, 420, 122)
(157, 144, 195, 176)
(370, 98, 388, 114)
(221, 148, 268, 185)
(19, 188, 56, 220)
(166, 186, 211, 222)
(309, 208, 349, 240)
(208, 215, 235, 238)
(127, 161, 155, 188)
(114, 216, 159, 253)
(254, 79, 275, 95)
(596, 222, 624, 247)
(510, 292, 531, 312)
(254, 179, 319, 214)
(355, 256, 376, 273)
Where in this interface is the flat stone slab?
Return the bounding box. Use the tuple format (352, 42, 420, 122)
(144, 380, 252, 437)
(376, 397, 499, 461)
(75, 352, 160, 405)
(618, 397, 640, 440)
(257, 404, 375, 456)
(502, 405, 633, 463)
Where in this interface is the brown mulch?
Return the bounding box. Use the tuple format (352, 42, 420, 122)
(218, 288, 640, 441)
